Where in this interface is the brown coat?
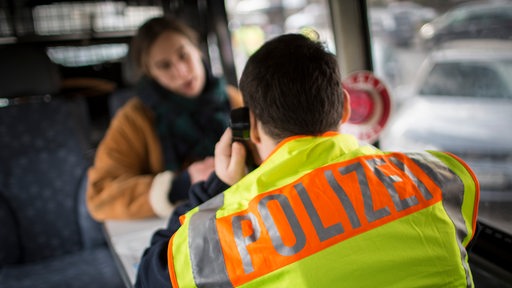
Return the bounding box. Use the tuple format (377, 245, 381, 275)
(86, 86, 242, 220)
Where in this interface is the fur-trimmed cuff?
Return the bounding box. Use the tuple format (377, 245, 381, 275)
(149, 171, 175, 218)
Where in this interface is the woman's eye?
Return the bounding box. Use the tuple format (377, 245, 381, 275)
(179, 51, 189, 61)
(156, 61, 172, 70)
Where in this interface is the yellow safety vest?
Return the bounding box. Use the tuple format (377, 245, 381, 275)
(168, 132, 479, 288)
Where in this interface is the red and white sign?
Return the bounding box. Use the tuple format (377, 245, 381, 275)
(340, 71, 392, 144)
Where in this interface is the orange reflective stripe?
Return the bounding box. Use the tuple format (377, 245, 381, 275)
(168, 234, 179, 287)
(179, 214, 187, 225)
(216, 153, 444, 286)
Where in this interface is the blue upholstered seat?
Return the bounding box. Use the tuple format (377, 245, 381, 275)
(0, 45, 124, 288)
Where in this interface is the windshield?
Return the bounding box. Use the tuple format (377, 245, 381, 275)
(419, 60, 512, 98)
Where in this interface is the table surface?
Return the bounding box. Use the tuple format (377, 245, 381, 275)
(104, 217, 168, 287)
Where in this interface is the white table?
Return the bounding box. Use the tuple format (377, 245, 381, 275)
(104, 217, 168, 287)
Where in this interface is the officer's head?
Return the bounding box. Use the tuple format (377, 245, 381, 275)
(239, 33, 346, 142)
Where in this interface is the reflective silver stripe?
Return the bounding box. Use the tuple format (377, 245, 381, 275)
(295, 183, 344, 242)
(257, 194, 306, 256)
(188, 194, 233, 288)
(390, 156, 433, 200)
(325, 170, 361, 228)
(338, 162, 391, 223)
(367, 158, 419, 211)
(409, 152, 472, 288)
(232, 212, 261, 274)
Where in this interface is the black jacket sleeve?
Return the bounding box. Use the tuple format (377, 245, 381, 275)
(134, 173, 230, 288)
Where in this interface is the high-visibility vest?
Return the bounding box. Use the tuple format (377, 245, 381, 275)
(168, 132, 479, 288)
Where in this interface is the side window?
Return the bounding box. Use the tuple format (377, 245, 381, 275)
(368, 0, 512, 236)
(225, 0, 335, 81)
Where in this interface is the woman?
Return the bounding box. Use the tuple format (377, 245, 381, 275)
(86, 16, 242, 220)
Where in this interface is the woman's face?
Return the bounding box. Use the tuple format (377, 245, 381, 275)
(147, 31, 206, 98)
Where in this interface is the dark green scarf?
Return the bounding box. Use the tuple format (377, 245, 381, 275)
(137, 70, 230, 171)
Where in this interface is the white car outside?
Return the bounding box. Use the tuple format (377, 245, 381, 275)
(380, 40, 512, 195)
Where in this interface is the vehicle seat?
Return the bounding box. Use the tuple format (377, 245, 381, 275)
(0, 45, 124, 288)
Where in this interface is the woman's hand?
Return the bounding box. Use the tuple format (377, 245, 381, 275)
(188, 157, 215, 184)
(215, 128, 247, 185)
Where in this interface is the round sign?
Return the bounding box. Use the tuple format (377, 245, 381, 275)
(340, 71, 392, 144)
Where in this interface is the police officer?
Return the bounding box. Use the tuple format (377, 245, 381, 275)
(136, 34, 479, 288)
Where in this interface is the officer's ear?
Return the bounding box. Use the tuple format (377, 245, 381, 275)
(340, 88, 351, 124)
(249, 110, 261, 144)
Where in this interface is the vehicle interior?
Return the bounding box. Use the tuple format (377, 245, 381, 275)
(1, 0, 511, 287)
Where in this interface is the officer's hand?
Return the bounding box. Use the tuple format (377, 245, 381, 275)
(188, 157, 215, 184)
(215, 128, 247, 186)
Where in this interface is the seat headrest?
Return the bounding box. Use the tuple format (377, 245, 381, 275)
(0, 45, 60, 98)
(121, 53, 140, 87)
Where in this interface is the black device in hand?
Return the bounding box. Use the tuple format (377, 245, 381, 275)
(230, 107, 259, 170)
(230, 107, 251, 141)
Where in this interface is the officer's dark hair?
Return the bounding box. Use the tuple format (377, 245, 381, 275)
(239, 33, 344, 142)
